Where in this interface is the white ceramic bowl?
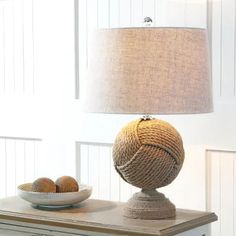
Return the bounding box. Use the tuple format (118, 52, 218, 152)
(18, 183, 92, 209)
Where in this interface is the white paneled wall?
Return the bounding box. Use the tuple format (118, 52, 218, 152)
(206, 150, 236, 236)
(0, 0, 35, 96)
(0, 137, 41, 198)
(77, 142, 139, 201)
(0, 0, 44, 198)
(209, 0, 236, 103)
(0, 0, 77, 198)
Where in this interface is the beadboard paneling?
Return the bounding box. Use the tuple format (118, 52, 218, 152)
(206, 150, 236, 236)
(208, 0, 236, 103)
(76, 142, 139, 201)
(0, 137, 41, 198)
(0, 0, 35, 96)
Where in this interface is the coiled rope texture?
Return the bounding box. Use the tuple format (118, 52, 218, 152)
(113, 119, 185, 189)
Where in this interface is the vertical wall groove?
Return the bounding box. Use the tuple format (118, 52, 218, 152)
(234, 153, 236, 234)
(14, 140, 16, 194)
(234, 0, 236, 96)
(96, 0, 99, 28)
(97, 147, 100, 198)
(109, 147, 112, 200)
(141, 0, 143, 20)
(12, 5, 15, 93)
(74, 0, 79, 99)
(31, 0, 35, 95)
(33, 140, 36, 179)
(233, 156, 235, 236)
(0, 137, 41, 197)
(4, 139, 7, 197)
(118, 0, 120, 27)
(154, 0, 156, 26)
(87, 145, 89, 187)
(2, 7, 6, 92)
(21, 0, 25, 93)
(219, 153, 222, 236)
(108, 0, 111, 28)
(207, 150, 236, 236)
(184, 0, 187, 27)
(85, 0, 88, 68)
(23, 141, 26, 182)
(220, 0, 223, 97)
(129, 0, 132, 25)
(75, 142, 81, 182)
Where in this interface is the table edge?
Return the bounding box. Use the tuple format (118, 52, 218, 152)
(0, 209, 218, 236)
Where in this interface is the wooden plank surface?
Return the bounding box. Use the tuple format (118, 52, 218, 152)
(0, 197, 217, 236)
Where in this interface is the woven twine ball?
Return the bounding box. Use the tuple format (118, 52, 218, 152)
(113, 119, 185, 190)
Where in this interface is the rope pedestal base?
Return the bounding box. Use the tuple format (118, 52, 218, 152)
(123, 189, 176, 220)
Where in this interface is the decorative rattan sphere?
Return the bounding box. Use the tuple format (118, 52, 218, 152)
(113, 119, 185, 190)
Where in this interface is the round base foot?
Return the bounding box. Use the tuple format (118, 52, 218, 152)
(123, 189, 176, 219)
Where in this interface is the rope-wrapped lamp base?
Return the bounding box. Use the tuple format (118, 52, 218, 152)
(124, 189, 175, 219)
(113, 118, 185, 220)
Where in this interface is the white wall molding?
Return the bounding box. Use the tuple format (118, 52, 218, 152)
(206, 150, 236, 236)
(207, 0, 236, 103)
(0, 136, 41, 141)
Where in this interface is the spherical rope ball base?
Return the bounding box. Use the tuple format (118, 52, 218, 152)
(113, 118, 185, 220)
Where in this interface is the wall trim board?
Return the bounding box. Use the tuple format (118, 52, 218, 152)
(0, 136, 42, 141)
(206, 150, 236, 236)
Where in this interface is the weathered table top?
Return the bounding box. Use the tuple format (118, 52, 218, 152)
(0, 197, 217, 236)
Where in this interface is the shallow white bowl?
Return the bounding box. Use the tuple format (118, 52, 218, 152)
(18, 183, 92, 209)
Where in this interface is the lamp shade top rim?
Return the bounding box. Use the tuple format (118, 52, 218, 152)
(83, 110, 214, 115)
(95, 27, 207, 31)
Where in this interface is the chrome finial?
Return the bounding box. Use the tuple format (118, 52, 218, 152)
(141, 115, 153, 121)
(143, 17, 153, 27)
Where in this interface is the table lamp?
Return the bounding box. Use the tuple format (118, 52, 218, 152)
(82, 27, 213, 219)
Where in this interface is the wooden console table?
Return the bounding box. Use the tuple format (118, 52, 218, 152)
(0, 197, 217, 236)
